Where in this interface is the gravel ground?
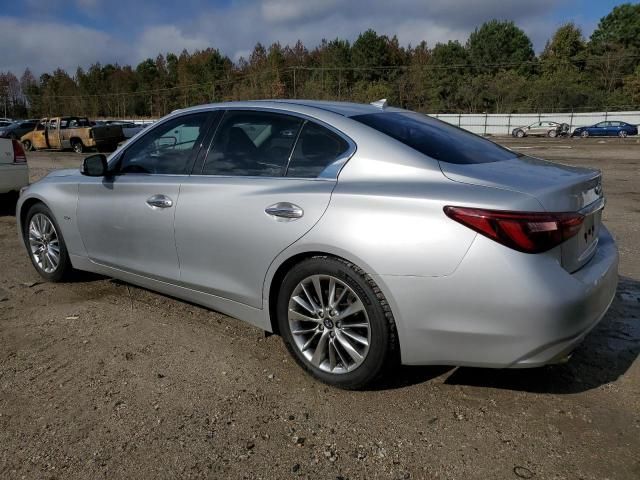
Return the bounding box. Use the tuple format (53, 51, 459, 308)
(0, 137, 638, 479)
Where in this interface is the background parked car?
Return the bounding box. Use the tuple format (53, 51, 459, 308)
(103, 120, 147, 139)
(0, 120, 38, 139)
(572, 121, 638, 138)
(512, 121, 566, 138)
(0, 120, 13, 128)
(21, 117, 124, 153)
(0, 138, 28, 195)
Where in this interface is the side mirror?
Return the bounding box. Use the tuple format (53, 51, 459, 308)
(81, 154, 108, 176)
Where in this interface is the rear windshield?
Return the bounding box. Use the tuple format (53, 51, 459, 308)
(351, 112, 519, 164)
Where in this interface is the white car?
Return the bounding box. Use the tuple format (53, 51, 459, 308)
(0, 139, 29, 194)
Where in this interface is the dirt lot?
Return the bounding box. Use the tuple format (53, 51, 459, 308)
(1, 138, 639, 479)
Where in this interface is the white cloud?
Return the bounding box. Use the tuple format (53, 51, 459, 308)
(0, 16, 123, 75)
(135, 25, 211, 60)
(1, 0, 590, 75)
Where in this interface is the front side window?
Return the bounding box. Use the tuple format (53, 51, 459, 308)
(117, 112, 209, 175)
(286, 122, 350, 178)
(352, 112, 519, 165)
(201, 111, 303, 177)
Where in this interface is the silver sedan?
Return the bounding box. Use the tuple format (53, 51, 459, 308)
(16, 100, 618, 389)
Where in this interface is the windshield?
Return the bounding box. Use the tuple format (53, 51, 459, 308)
(351, 112, 519, 165)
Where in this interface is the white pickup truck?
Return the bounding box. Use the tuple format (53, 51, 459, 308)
(0, 138, 29, 194)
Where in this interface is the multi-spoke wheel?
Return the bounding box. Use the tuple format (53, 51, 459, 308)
(24, 203, 72, 281)
(29, 213, 61, 273)
(288, 274, 371, 374)
(278, 257, 398, 389)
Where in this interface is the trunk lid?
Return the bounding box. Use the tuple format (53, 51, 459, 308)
(439, 155, 604, 272)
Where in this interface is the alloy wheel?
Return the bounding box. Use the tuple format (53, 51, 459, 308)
(288, 274, 371, 374)
(28, 213, 61, 273)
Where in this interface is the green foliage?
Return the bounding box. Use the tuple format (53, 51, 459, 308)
(1, 5, 639, 119)
(467, 20, 534, 71)
(590, 3, 640, 52)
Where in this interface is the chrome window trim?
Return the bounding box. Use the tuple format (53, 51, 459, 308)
(194, 106, 357, 181)
(109, 106, 357, 181)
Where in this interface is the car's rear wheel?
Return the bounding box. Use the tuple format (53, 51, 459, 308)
(71, 139, 84, 154)
(277, 256, 398, 389)
(22, 139, 33, 151)
(24, 203, 73, 282)
(618, 130, 628, 138)
(581, 130, 589, 138)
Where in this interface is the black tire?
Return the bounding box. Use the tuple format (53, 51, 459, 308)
(581, 130, 589, 138)
(23, 203, 73, 282)
(277, 256, 398, 389)
(22, 139, 33, 151)
(515, 129, 525, 138)
(71, 139, 84, 154)
(618, 130, 628, 138)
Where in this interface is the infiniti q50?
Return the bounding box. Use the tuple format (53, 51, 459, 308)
(16, 100, 618, 389)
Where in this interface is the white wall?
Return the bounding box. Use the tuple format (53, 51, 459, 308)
(430, 111, 640, 136)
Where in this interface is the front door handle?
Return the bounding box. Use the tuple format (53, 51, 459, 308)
(146, 194, 173, 209)
(265, 202, 304, 219)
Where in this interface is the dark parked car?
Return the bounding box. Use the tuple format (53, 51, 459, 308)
(572, 121, 638, 138)
(0, 120, 38, 139)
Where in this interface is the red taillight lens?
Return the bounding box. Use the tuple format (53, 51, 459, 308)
(12, 139, 27, 163)
(444, 206, 584, 254)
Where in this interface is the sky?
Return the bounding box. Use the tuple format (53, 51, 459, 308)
(0, 0, 634, 76)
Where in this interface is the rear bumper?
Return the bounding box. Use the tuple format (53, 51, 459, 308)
(377, 226, 619, 367)
(0, 164, 29, 194)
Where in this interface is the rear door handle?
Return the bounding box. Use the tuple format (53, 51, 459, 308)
(265, 202, 303, 219)
(146, 194, 173, 209)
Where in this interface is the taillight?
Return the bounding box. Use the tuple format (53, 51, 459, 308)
(12, 139, 27, 163)
(444, 206, 584, 254)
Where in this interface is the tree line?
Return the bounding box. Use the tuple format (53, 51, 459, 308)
(1, 3, 639, 119)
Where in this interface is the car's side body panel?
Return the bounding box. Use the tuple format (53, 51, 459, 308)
(77, 175, 182, 283)
(175, 176, 336, 309)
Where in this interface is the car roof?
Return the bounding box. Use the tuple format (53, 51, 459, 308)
(176, 99, 391, 118)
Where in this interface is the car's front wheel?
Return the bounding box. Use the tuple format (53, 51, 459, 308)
(24, 203, 73, 282)
(581, 130, 589, 138)
(277, 256, 398, 389)
(547, 129, 557, 138)
(515, 129, 525, 138)
(22, 139, 33, 151)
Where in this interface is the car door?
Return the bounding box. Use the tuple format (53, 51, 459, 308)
(31, 119, 49, 149)
(606, 121, 619, 136)
(592, 122, 608, 136)
(175, 109, 354, 309)
(47, 118, 63, 149)
(529, 122, 544, 136)
(77, 111, 213, 282)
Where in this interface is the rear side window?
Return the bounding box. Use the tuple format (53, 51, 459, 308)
(352, 112, 519, 164)
(286, 122, 350, 178)
(202, 111, 303, 177)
